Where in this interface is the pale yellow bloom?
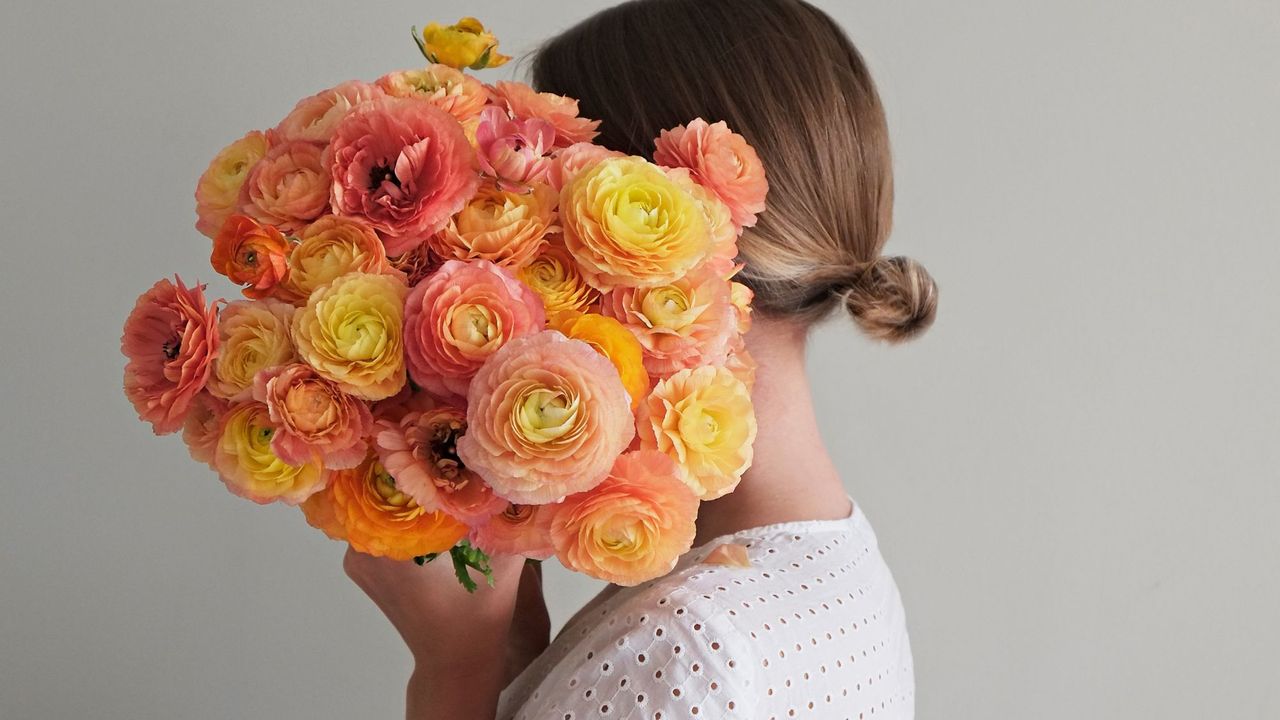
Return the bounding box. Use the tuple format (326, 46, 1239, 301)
(208, 299, 296, 401)
(215, 402, 328, 505)
(292, 272, 408, 401)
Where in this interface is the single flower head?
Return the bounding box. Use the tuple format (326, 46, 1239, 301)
(278, 215, 401, 305)
(292, 272, 409, 401)
(428, 181, 556, 268)
(654, 118, 769, 230)
(207, 298, 296, 401)
(474, 106, 557, 192)
(213, 401, 329, 505)
(239, 140, 331, 235)
(210, 215, 292, 300)
(329, 453, 469, 560)
(254, 363, 375, 470)
(273, 80, 384, 144)
(376, 64, 490, 122)
(195, 131, 271, 239)
(415, 17, 511, 70)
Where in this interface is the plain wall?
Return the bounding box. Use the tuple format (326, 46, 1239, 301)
(1, 1, 1276, 718)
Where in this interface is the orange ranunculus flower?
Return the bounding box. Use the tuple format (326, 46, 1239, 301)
(549, 312, 649, 409)
(550, 450, 699, 586)
(654, 118, 769, 230)
(210, 215, 292, 300)
(560, 157, 712, 291)
(207, 299, 296, 401)
(300, 483, 348, 542)
(214, 402, 329, 505)
(277, 216, 399, 305)
(195, 130, 271, 239)
(330, 453, 468, 560)
(376, 64, 490, 122)
(638, 366, 758, 500)
(517, 241, 599, 315)
(470, 503, 555, 560)
(428, 182, 556, 268)
(292, 272, 408, 401)
(416, 17, 511, 71)
(239, 140, 331, 235)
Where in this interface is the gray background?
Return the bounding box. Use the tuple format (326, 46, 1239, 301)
(1, 1, 1276, 718)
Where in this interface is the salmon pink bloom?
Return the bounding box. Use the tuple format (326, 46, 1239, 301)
(654, 118, 769, 230)
(474, 106, 556, 192)
(547, 142, 624, 192)
(273, 80, 383, 144)
(182, 392, 229, 468)
(122, 276, 221, 435)
(254, 363, 374, 469)
(239, 141, 331, 234)
(489, 81, 601, 149)
(470, 503, 555, 560)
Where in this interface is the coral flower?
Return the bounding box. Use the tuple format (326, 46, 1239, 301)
(403, 260, 546, 398)
(416, 17, 511, 70)
(654, 118, 769, 230)
(182, 392, 228, 468)
(560, 157, 712, 291)
(327, 97, 480, 256)
(549, 450, 699, 586)
(547, 142, 624, 192)
(428, 182, 556, 268)
(490, 81, 601, 149)
(254, 363, 374, 470)
(195, 130, 271, 239)
(373, 402, 506, 524)
(330, 453, 469, 561)
(517, 241, 599, 315)
(549, 311, 649, 409)
(292, 272, 409, 401)
(214, 401, 329, 505)
(457, 331, 635, 505)
(278, 215, 400, 305)
(121, 276, 221, 435)
(474, 106, 556, 192)
(239, 141, 331, 234)
(376, 64, 490, 122)
(470, 503, 555, 560)
(210, 215, 292, 300)
(206, 299, 296, 401)
(273, 80, 384, 144)
(601, 262, 738, 378)
(300, 484, 348, 542)
(638, 366, 758, 500)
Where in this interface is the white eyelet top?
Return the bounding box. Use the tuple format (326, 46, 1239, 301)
(497, 504, 915, 720)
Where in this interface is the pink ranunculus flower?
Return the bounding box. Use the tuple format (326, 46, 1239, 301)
(122, 276, 222, 435)
(403, 260, 546, 398)
(182, 392, 229, 468)
(457, 331, 636, 505)
(239, 141, 331, 235)
(253, 363, 374, 469)
(470, 503, 555, 560)
(654, 118, 769, 230)
(474, 105, 556, 192)
(547, 142, 624, 192)
(489, 81, 601, 149)
(327, 97, 481, 256)
(273, 80, 384, 144)
(601, 262, 738, 378)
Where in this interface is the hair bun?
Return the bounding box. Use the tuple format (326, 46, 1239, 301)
(841, 256, 937, 343)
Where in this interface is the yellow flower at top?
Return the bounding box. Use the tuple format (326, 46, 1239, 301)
(415, 17, 511, 70)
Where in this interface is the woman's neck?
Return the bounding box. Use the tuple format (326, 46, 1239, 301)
(693, 316, 853, 546)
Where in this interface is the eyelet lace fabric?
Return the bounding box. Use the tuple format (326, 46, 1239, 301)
(498, 504, 915, 720)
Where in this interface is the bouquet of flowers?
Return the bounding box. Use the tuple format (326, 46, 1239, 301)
(121, 18, 767, 590)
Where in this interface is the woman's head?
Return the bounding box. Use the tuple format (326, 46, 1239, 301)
(532, 0, 937, 342)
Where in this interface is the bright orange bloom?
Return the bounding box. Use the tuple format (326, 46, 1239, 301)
(210, 214, 291, 299)
(329, 453, 468, 560)
(549, 311, 649, 409)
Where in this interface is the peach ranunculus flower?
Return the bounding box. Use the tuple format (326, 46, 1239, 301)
(489, 81, 601, 149)
(415, 17, 511, 71)
(560, 157, 713, 291)
(428, 182, 556, 268)
(239, 141, 331, 235)
(195, 130, 271, 239)
(549, 450, 699, 586)
(457, 331, 636, 505)
(210, 215, 292, 300)
(638, 365, 758, 500)
(277, 215, 400, 305)
(373, 402, 506, 524)
(330, 453, 469, 560)
(654, 118, 769, 230)
(214, 401, 329, 505)
(273, 80, 384, 144)
(474, 106, 556, 192)
(121, 276, 221, 435)
(516, 241, 599, 315)
(470, 503, 555, 560)
(601, 262, 738, 378)
(182, 392, 229, 468)
(207, 298, 296, 401)
(387, 242, 438, 288)
(547, 142, 624, 192)
(376, 64, 490, 122)
(327, 97, 480, 256)
(254, 363, 374, 470)
(403, 260, 546, 398)
(549, 311, 649, 409)
(300, 483, 348, 542)
(292, 272, 409, 401)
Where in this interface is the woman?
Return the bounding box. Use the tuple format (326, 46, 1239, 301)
(343, 1, 937, 718)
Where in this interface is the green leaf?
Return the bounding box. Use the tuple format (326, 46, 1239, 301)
(414, 541, 494, 592)
(468, 46, 494, 70)
(410, 26, 434, 62)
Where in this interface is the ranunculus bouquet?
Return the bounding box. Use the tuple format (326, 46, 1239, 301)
(121, 18, 766, 590)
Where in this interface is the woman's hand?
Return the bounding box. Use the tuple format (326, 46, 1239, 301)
(343, 547, 529, 720)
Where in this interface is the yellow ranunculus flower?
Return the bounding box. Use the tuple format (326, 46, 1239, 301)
(550, 311, 649, 408)
(195, 130, 270, 238)
(638, 365, 757, 500)
(208, 299, 296, 401)
(292, 272, 408, 401)
(215, 402, 328, 505)
(415, 17, 511, 70)
(518, 242, 599, 314)
(561, 157, 712, 291)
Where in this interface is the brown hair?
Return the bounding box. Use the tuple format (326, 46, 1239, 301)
(532, 0, 937, 342)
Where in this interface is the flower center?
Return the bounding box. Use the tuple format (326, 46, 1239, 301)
(368, 163, 401, 191)
(162, 334, 182, 360)
(428, 418, 468, 488)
